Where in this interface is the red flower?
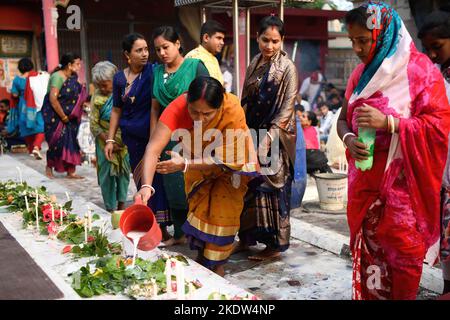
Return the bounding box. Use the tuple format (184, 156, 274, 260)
(54, 209, 65, 220)
(47, 221, 58, 235)
(41, 204, 53, 222)
(87, 236, 95, 243)
(41, 204, 52, 212)
(62, 245, 72, 254)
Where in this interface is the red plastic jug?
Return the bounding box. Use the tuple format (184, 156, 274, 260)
(119, 197, 162, 251)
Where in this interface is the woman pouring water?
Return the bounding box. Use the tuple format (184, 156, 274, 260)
(134, 76, 257, 276)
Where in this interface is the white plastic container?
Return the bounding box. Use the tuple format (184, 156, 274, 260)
(313, 173, 348, 211)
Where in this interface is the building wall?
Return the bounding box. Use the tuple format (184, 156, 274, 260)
(0, 4, 43, 100)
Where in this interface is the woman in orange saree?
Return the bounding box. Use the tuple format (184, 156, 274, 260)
(135, 76, 257, 275)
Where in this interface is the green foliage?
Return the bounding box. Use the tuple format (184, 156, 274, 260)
(69, 229, 122, 258)
(70, 255, 170, 298)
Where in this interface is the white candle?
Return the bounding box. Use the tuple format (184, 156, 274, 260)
(35, 189, 39, 230)
(24, 195, 29, 211)
(176, 261, 185, 300)
(87, 206, 92, 231)
(60, 205, 64, 226)
(165, 259, 172, 296)
(151, 278, 158, 298)
(51, 204, 55, 221)
(16, 166, 23, 184)
(84, 213, 88, 243)
(65, 191, 70, 202)
(188, 282, 195, 299)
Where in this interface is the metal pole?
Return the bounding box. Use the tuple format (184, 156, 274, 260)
(246, 8, 250, 68)
(80, 15, 90, 84)
(201, 6, 207, 24)
(279, 0, 284, 50)
(279, 0, 284, 21)
(233, 0, 240, 97)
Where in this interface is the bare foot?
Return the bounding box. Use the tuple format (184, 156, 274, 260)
(32, 147, 42, 160)
(67, 173, 84, 179)
(45, 167, 54, 179)
(248, 247, 281, 261)
(161, 237, 176, 246)
(173, 235, 186, 245)
(212, 264, 225, 277)
(231, 241, 250, 255)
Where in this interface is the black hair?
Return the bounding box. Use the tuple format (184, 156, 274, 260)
(187, 76, 225, 109)
(52, 52, 81, 74)
(0, 99, 10, 106)
(18, 58, 33, 74)
(418, 11, 450, 39)
(122, 33, 146, 53)
(318, 102, 329, 109)
(200, 20, 226, 43)
(152, 26, 183, 54)
(345, 5, 370, 29)
(258, 15, 285, 38)
(306, 111, 318, 126)
(328, 93, 340, 101)
(295, 103, 304, 113)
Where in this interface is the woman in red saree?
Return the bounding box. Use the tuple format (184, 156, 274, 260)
(337, 2, 450, 300)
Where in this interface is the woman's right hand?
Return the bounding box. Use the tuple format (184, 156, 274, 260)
(134, 187, 153, 206)
(104, 142, 114, 161)
(345, 135, 370, 161)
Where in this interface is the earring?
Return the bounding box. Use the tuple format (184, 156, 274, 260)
(127, 58, 131, 64)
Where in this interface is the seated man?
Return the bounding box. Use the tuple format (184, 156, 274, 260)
(0, 98, 26, 151)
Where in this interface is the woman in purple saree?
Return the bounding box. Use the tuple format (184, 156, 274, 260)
(42, 53, 88, 179)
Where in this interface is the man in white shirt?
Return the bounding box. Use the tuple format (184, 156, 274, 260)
(299, 70, 326, 108)
(221, 64, 233, 93)
(318, 102, 333, 143)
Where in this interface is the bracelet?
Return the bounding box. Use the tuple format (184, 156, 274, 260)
(342, 132, 356, 149)
(266, 131, 274, 142)
(183, 158, 189, 173)
(140, 184, 155, 195)
(61, 115, 68, 122)
(105, 139, 116, 144)
(388, 115, 395, 134)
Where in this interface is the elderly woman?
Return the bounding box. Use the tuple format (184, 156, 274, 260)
(90, 61, 130, 212)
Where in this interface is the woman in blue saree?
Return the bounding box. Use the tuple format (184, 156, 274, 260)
(105, 33, 170, 238)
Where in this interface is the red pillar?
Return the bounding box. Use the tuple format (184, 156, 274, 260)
(42, 0, 59, 72)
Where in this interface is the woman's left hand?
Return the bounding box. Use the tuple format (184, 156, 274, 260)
(355, 104, 387, 130)
(156, 151, 185, 174)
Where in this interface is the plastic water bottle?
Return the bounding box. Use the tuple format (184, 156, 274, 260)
(355, 127, 376, 171)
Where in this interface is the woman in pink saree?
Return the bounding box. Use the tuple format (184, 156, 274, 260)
(337, 2, 450, 299)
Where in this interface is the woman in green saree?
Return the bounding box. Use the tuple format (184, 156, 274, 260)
(150, 26, 209, 245)
(90, 61, 130, 212)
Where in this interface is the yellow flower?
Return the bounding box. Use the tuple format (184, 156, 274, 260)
(93, 269, 103, 277)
